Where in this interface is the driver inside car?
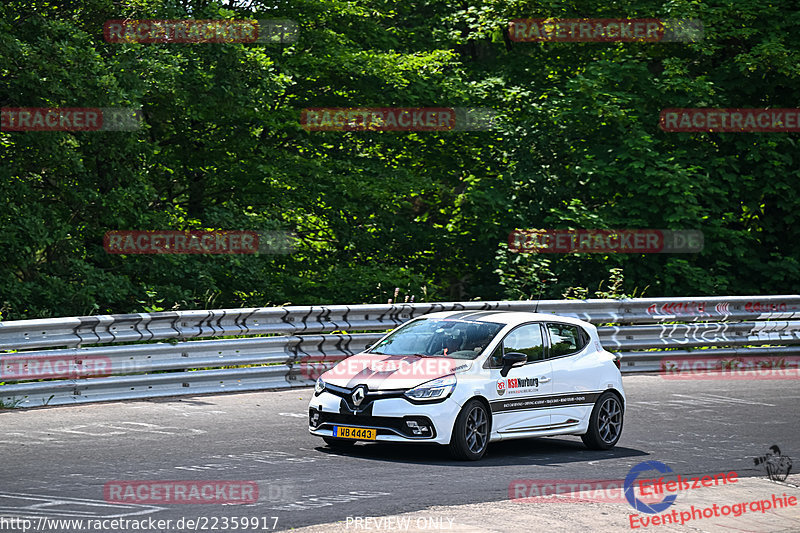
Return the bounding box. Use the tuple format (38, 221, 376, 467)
(439, 330, 464, 356)
(443, 334, 462, 356)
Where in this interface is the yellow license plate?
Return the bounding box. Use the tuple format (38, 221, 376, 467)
(334, 426, 377, 440)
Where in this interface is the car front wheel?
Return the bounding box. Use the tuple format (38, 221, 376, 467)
(448, 399, 490, 460)
(581, 391, 623, 450)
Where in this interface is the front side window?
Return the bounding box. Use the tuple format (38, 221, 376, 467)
(489, 323, 545, 366)
(370, 318, 504, 360)
(546, 323, 587, 357)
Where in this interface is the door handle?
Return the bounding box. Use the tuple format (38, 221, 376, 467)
(539, 377, 551, 383)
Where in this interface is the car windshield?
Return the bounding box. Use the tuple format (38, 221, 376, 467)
(369, 318, 504, 359)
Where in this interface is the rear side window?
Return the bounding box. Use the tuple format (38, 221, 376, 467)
(546, 323, 587, 357)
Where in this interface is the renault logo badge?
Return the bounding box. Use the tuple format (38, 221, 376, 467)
(351, 386, 367, 407)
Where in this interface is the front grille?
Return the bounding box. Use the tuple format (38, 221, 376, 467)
(322, 382, 405, 410)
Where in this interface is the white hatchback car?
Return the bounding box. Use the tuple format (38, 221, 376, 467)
(308, 310, 625, 460)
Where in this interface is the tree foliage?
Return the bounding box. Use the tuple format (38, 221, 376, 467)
(1, 0, 798, 319)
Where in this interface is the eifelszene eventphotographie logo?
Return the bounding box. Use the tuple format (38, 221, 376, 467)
(624, 461, 678, 514)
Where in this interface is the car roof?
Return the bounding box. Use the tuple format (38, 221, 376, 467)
(418, 310, 592, 328)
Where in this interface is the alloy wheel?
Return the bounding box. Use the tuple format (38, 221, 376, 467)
(465, 406, 488, 454)
(597, 397, 622, 443)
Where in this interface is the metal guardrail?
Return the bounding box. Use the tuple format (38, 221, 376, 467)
(1, 295, 798, 408)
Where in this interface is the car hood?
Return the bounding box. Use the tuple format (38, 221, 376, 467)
(321, 353, 472, 390)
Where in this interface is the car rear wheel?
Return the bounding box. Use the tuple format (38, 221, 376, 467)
(449, 399, 490, 460)
(323, 436, 356, 448)
(581, 391, 623, 450)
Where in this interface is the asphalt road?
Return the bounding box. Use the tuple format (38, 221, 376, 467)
(0, 375, 798, 532)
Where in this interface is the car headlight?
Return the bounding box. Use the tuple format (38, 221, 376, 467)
(404, 375, 456, 401)
(314, 377, 326, 395)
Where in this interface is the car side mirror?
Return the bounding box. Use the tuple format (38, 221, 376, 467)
(500, 352, 527, 377)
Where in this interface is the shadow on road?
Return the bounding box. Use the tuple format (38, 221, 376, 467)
(314, 437, 648, 466)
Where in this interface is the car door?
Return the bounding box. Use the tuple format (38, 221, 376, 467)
(546, 322, 601, 428)
(487, 323, 554, 434)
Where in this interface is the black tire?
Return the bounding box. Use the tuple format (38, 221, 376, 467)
(449, 399, 490, 460)
(323, 436, 356, 448)
(581, 391, 624, 450)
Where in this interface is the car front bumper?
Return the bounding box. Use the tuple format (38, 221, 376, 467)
(308, 388, 462, 445)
